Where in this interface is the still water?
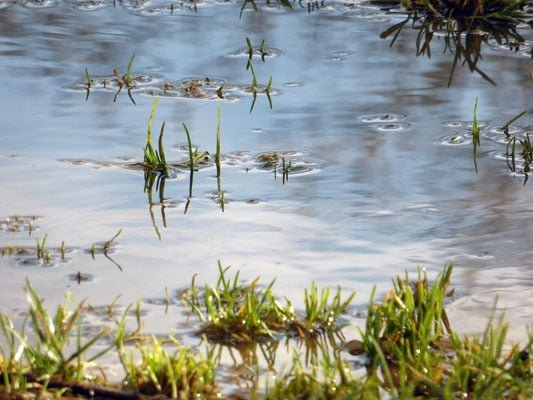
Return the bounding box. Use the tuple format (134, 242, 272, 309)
(0, 0, 531, 368)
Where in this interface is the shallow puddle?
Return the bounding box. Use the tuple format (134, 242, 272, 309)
(0, 0, 532, 394)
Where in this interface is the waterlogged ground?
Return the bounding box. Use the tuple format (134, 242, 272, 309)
(0, 0, 532, 384)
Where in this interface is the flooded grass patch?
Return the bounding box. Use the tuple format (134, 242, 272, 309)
(1, 225, 122, 274)
(68, 47, 279, 108)
(0, 263, 531, 399)
(0, 215, 41, 235)
(181, 262, 354, 344)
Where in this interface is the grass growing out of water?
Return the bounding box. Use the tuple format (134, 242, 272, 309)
(143, 97, 168, 173)
(113, 54, 137, 105)
(353, 263, 533, 399)
(182, 262, 355, 344)
(0, 264, 532, 399)
(0, 280, 111, 395)
(246, 37, 273, 113)
(35, 233, 49, 263)
(118, 336, 221, 398)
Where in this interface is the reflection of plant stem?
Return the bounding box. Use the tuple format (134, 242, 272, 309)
(217, 176, 225, 213)
(145, 172, 163, 241)
(183, 124, 195, 215)
(380, 14, 523, 87)
(84, 68, 92, 102)
(215, 105, 222, 178)
(472, 97, 480, 174)
(183, 124, 194, 199)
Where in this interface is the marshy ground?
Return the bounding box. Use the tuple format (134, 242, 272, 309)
(0, 0, 532, 397)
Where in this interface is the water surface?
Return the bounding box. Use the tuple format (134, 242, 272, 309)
(0, 0, 532, 361)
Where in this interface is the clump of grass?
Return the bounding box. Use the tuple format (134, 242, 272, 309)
(360, 264, 453, 361)
(0, 280, 111, 396)
(355, 263, 533, 399)
(182, 262, 355, 344)
(299, 283, 355, 336)
(182, 262, 291, 343)
(119, 336, 221, 398)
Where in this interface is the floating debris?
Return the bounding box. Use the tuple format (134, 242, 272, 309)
(227, 46, 283, 59)
(0, 215, 42, 235)
(359, 113, 407, 123)
(439, 133, 473, 146)
(370, 123, 411, 133)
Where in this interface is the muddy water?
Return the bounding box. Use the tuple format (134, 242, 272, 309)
(0, 0, 532, 369)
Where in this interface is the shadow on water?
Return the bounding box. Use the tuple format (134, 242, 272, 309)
(380, 11, 531, 86)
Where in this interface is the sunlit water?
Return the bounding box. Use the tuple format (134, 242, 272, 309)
(0, 0, 532, 380)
